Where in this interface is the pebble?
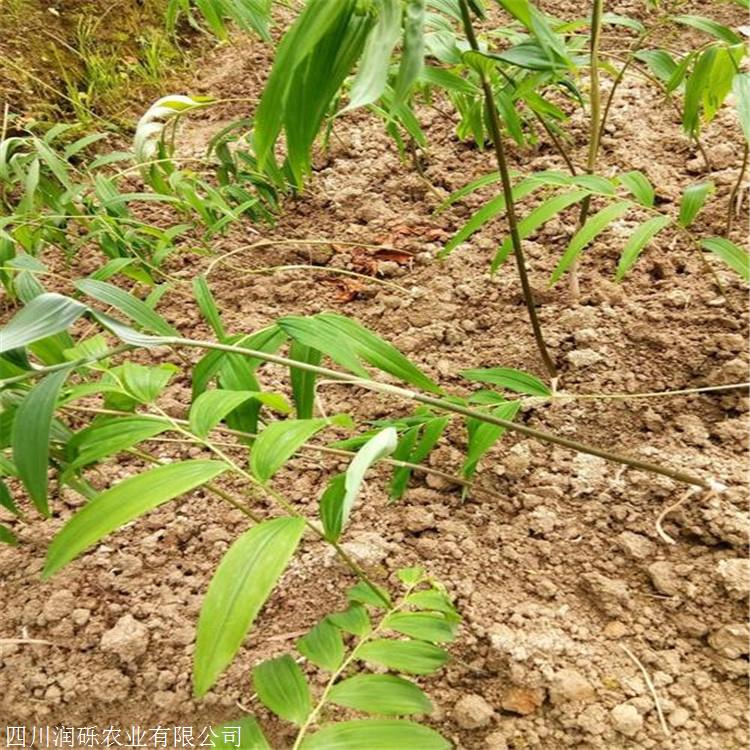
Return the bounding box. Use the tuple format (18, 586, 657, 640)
(339, 532, 390, 566)
(484, 731, 508, 750)
(548, 669, 595, 704)
(42, 590, 76, 622)
(100, 614, 149, 662)
(716, 558, 750, 600)
(566, 348, 603, 369)
(453, 693, 495, 729)
(647, 561, 681, 596)
(500, 687, 544, 715)
(616, 531, 655, 560)
(611, 703, 644, 737)
(669, 707, 690, 728)
(403, 507, 436, 533)
(707, 623, 750, 659)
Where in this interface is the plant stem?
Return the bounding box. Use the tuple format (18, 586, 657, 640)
(571, 0, 605, 300)
(291, 580, 419, 748)
(166, 337, 714, 489)
(726, 141, 748, 235)
(6, 337, 721, 489)
(457, 0, 558, 380)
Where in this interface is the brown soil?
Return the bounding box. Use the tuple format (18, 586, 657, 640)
(1, 2, 748, 749)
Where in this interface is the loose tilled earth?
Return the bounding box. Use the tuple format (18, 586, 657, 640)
(1, 2, 748, 748)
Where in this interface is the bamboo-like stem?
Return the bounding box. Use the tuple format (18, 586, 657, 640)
(66, 405, 473, 490)
(726, 141, 749, 236)
(570, 0, 605, 300)
(457, 0, 558, 380)
(5, 336, 723, 489)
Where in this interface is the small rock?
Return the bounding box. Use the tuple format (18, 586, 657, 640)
(602, 621, 628, 639)
(647, 561, 681, 596)
(100, 614, 149, 662)
(339, 532, 390, 567)
(708, 623, 750, 659)
(403, 507, 436, 533)
(453, 693, 495, 729)
(582, 573, 632, 615)
(715, 713, 739, 730)
(500, 686, 544, 715)
(528, 506, 557, 537)
(716, 558, 750, 600)
(484, 731, 508, 750)
(42, 590, 76, 621)
(674, 614, 708, 638)
(71, 608, 91, 627)
(616, 531, 655, 560)
(566, 349, 603, 369)
(669, 707, 690, 728)
(577, 703, 608, 735)
(549, 669, 595, 704)
(611, 703, 643, 737)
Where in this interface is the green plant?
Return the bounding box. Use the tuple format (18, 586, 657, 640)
(226, 566, 458, 748)
(243, 0, 748, 377)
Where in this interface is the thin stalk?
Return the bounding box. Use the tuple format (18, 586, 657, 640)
(62, 405, 474, 491)
(571, 0, 605, 300)
(6, 336, 722, 489)
(457, 0, 558, 380)
(726, 141, 749, 235)
(291, 580, 420, 748)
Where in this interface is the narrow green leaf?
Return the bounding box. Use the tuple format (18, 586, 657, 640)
(341, 427, 398, 530)
(12, 367, 72, 516)
(67, 416, 170, 470)
(278, 316, 368, 377)
(193, 275, 226, 340)
(493, 189, 589, 272)
(194, 517, 306, 696)
(383, 612, 457, 643)
(328, 603, 371, 636)
(250, 419, 328, 482)
(297, 619, 345, 671)
(0, 479, 19, 516)
(678, 181, 714, 227)
(329, 674, 432, 716)
(393, 0, 426, 105)
(319, 472, 347, 543)
(618, 170, 655, 206)
(460, 367, 550, 396)
(551, 201, 631, 283)
(300, 719, 450, 749)
(463, 401, 521, 480)
(289, 340, 322, 419)
(442, 175, 542, 256)
(0, 525, 17, 545)
(347, 580, 391, 607)
(317, 314, 441, 394)
(615, 215, 672, 280)
(44, 460, 228, 578)
(347, 0, 402, 110)
(357, 639, 449, 675)
(701, 237, 750, 281)
(0, 293, 87, 353)
(252, 654, 311, 725)
(673, 14, 742, 44)
(732, 72, 750, 142)
(76, 279, 177, 336)
(406, 589, 457, 614)
(190, 390, 289, 439)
